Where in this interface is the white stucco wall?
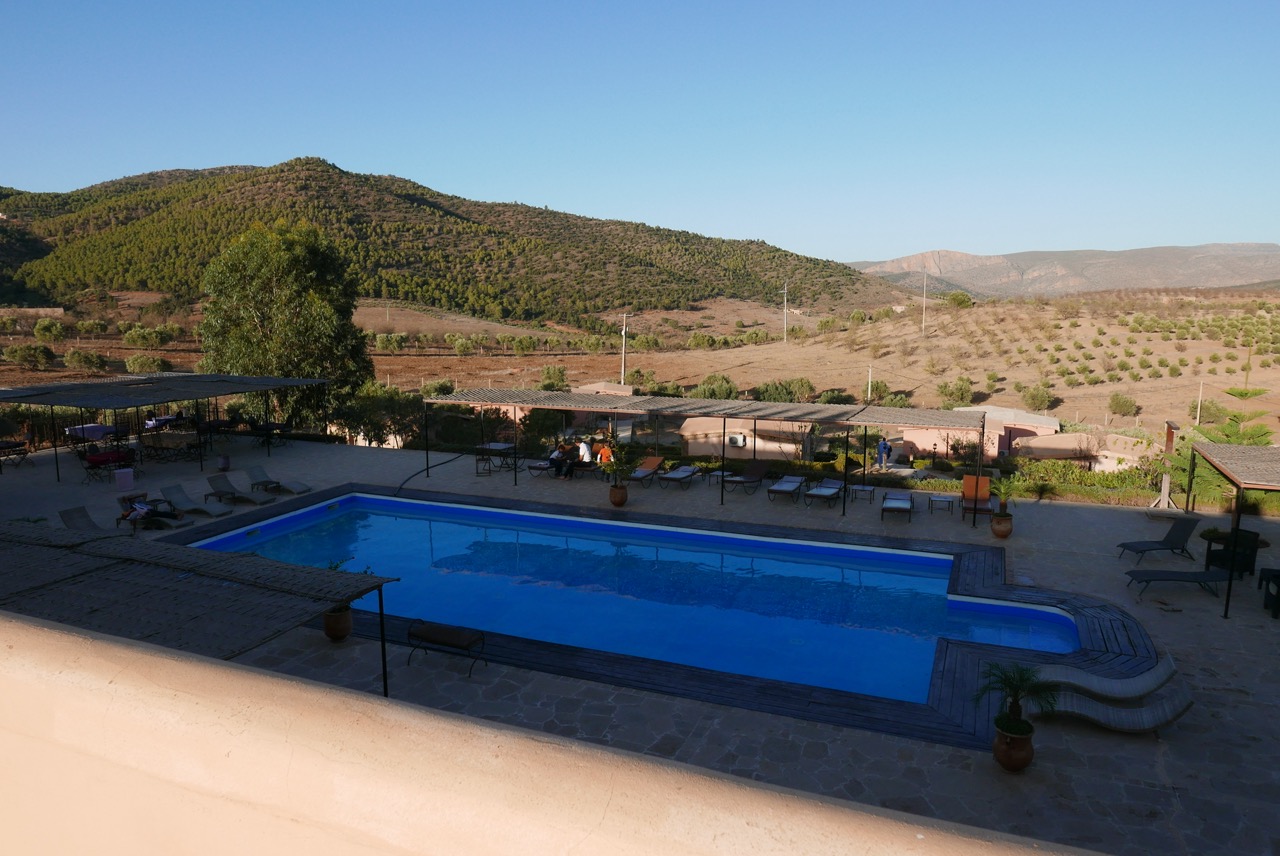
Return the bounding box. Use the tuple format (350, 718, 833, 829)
(0, 613, 1051, 856)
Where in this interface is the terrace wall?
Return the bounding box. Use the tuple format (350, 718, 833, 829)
(0, 613, 1038, 856)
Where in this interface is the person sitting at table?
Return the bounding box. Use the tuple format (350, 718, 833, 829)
(549, 442, 571, 479)
(577, 437, 594, 464)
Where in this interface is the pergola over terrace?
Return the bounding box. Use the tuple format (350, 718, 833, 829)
(0, 373, 326, 481)
(1189, 441, 1280, 618)
(0, 521, 400, 695)
(426, 388, 989, 514)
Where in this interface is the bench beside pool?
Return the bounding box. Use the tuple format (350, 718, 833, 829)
(407, 620, 488, 677)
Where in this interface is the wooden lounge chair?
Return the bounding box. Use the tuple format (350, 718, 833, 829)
(766, 475, 806, 503)
(205, 473, 278, 506)
(245, 464, 312, 495)
(723, 460, 770, 494)
(628, 456, 665, 488)
(160, 484, 232, 518)
(657, 465, 700, 490)
(1116, 517, 1199, 563)
(960, 475, 991, 520)
(1125, 566, 1229, 597)
(881, 491, 914, 521)
(1042, 682, 1193, 735)
(803, 478, 846, 508)
(1038, 655, 1176, 702)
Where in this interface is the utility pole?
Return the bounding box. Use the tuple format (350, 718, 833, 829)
(1195, 381, 1204, 426)
(922, 271, 927, 334)
(619, 313, 631, 384)
(780, 283, 789, 344)
(867, 366, 872, 402)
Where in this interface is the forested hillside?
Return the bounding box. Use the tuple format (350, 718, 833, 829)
(0, 158, 893, 330)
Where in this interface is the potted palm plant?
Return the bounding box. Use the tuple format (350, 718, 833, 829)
(989, 478, 1017, 538)
(598, 440, 640, 507)
(973, 662, 1059, 772)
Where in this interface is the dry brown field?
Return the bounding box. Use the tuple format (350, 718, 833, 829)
(4, 291, 1280, 438)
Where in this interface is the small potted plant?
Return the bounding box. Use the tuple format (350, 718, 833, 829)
(323, 602, 353, 642)
(989, 478, 1017, 538)
(598, 440, 640, 507)
(973, 662, 1059, 772)
(321, 557, 371, 642)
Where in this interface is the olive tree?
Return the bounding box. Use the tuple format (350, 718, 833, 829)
(199, 222, 373, 424)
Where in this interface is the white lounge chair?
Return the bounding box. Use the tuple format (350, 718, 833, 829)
(881, 491, 914, 522)
(803, 478, 846, 508)
(205, 473, 277, 506)
(160, 484, 232, 518)
(766, 475, 806, 503)
(245, 465, 312, 495)
(657, 465, 700, 490)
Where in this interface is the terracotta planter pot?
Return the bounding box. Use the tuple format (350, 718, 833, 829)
(608, 484, 628, 507)
(323, 606, 353, 642)
(992, 724, 1035, 772)
(991, 513, 1013, 539)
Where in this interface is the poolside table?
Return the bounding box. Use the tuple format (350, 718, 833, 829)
(475, 442, 516, 474)
(928, 495, 956, 514)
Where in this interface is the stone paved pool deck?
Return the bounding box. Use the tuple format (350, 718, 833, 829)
(5, 437, 1279, 855)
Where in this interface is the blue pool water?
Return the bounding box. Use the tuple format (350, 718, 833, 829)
(196, 495, 1078, 702)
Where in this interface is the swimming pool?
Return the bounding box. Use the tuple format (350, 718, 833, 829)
(196, 494, 1078, 703)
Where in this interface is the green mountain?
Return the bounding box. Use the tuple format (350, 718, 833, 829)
(0, 158, 894, 329)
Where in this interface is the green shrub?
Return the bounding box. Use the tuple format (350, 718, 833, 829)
(125, 354, 172, 373)
(3, 344, 55, 370)
(1109, 393, 1138, 417)
(32, 318, 65, 343)
(63, 349, 110, 373)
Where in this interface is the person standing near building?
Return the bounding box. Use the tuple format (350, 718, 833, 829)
(876, 437, 892, 469)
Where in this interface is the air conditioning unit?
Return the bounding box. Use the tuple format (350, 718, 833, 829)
(727, 434, 747, 447)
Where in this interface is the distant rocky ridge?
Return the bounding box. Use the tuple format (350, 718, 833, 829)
(852, 243, 1280, 297)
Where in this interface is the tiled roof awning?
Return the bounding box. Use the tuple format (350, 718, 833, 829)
(1192, 442, 1280, 491)
(0, 522, 397, 661)
(0, 373, 326, 411)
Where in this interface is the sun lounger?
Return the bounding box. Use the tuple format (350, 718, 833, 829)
(723, 460, 770, 495)
(245, 464, 312, 495)
(58, 506, 128, 534)
(803, 478, 846, 508)
(1039, 655, 1176, 702)
(1125, 566, 1229, 597)
(766, 475, 806, 503)
(657, 465, 700, 490)
(1116, 517, 1199, 563)
(1043, 683, 1193, 735)
(160, 484, 232, 518)
(627, 456, 665, 488)
(881, 491, 914, 522)
(205, 473, 277, 506)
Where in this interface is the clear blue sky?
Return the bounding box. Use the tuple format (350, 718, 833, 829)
(4, 1, 1277, 262)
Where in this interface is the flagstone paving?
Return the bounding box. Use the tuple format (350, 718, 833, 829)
(6, 436, 1280, 855)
